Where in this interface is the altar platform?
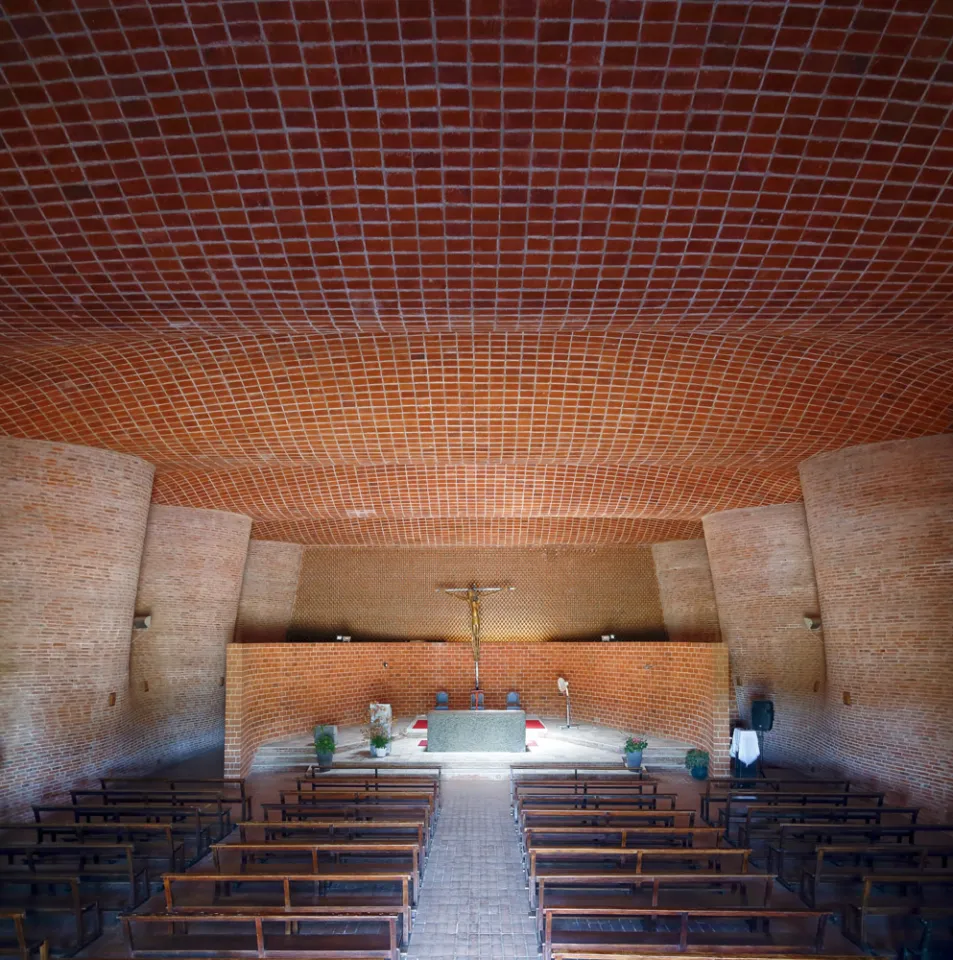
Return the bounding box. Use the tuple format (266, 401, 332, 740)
(248, 716, 693, 777)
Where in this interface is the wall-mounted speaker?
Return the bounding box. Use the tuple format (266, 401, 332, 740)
(751, 699, 774, 731)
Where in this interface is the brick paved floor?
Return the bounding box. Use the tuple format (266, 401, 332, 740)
(407, 777, 539, 960)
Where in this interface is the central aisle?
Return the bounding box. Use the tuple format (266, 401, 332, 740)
(408, 778, 539, 960)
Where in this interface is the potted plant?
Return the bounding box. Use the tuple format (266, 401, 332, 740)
(623, 737, 648, 770)
(314, 731, 336, 770)
(366, 718, 391, 759)
(685, 748, 710, 780)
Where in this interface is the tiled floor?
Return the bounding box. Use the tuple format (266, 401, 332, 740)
(407, 778, 539, 960)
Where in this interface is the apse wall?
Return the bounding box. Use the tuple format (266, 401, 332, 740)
(235, 541, 305, 642)
(800, 434, 953, 820)
(131, 505, 251, 765)
(290, 546, 668, 642)
(703, 503, 827, 769)
(224, 641, 730, 776)
(651, 540, 721, 642)
(0, 439, 154, 818)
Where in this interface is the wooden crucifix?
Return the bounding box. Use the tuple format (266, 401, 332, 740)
(436, 583, 515, 689)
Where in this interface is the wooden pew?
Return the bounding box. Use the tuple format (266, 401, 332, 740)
(510, 762, 646, 800)
(520, 808, 696, 830)
(295, 776, 439, 803)
(211, 842, 422, 902)
(701, 778, 852, 822)
(527, 846, 751, 907)
(305, 761, 441, 780)
(521, 825, 722, 855)
(516, 793, 677, 819)
(541, 906, 832, 960)
(238, 820, 429, 856)
(262, 803, 433, 838)
(737, 805, 920, 850)
(68, 790, 235, 834)
(535, 873, 774, 939)
(278, 790, 436, 820)
(99, 777, 252, 820)
(162, 872, 413, 948)
(767, 821, 953, 885)
(552, 953, 858, 960)
(0, 911, 44, 960)
(0, 843, 148, 908)
(121, 911, 400, 959)
(7, 820, 187, 872)
(800, 844, 953, 907)
(513, 778, 660, 798)
(32, 804, 219, 851)
(718, 791, 885, 838)
(843, 872, 953, 949)
(0, 874, 101, 950)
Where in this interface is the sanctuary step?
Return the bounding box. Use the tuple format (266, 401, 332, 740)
(250, 721, 691, 774)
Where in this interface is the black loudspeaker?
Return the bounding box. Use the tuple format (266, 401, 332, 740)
(751, 699, 774, 732)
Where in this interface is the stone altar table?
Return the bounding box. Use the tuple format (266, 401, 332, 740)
(426, 709, 526, 752)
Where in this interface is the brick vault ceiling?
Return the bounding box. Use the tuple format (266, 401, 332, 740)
(0, 2, 952, 546)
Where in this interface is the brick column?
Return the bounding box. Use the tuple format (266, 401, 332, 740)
(131, 505, 251, 766)
(652, 539, 720, 642)
(800, 434, 953, 820)
(703, 503, 827, 771)
(0, 439, 154, 818)
(235, 540, 304, 642)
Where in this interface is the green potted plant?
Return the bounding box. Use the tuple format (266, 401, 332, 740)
(685, 748, 710, 780)
(365, 718, 391, 759)
(623, 736, 648, 770)
(314, 731, 336, 770)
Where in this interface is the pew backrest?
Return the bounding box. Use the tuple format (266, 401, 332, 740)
(237, 820, 427, 850)
(121, 911, 400, 960)
(519, 808, 696, 829)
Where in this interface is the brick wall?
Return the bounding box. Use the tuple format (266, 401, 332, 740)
(224, 641, 730, 776)
(235, 540, 304, 643)
(703, 504, 827, 770)
(132, 505, 251, 765)
(652, 540, 721, 642)
(0, 439, 154, 818)
(800, 434, 953, 821)
(291, 546, 666, 642)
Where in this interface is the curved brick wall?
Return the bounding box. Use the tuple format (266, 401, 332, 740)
(132, 505, 251, 764)
(652, 540, 721, 642)
(225, 641, 730, 777)
(800, 434, 953, 820)
(0, 439, 154, 818)
(703, 503, 827, 769)
(235, 541, 304, 643)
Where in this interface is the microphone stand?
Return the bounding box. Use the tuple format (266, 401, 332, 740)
(561, 691, 574, 729)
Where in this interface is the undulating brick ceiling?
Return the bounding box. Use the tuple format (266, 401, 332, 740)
(1, 2, 952, 546)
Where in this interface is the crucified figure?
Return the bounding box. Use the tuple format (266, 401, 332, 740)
(436, 583, 514, 689)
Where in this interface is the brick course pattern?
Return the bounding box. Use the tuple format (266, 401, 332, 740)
(132, 505, 251, 765)
(800, 434, 953, 822)
(235, 540, 305, 643)
(1, 4, 952, 346)
(224, 641, 730, 778)
(290, 546, 666, 642)
(652, 540, 721, 643)
(2, 334, 949, 547)
(703, 504, 827, 770)
(0, 438, 154, 819)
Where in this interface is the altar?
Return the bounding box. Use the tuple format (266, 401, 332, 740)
(426, 709, 526, 752)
